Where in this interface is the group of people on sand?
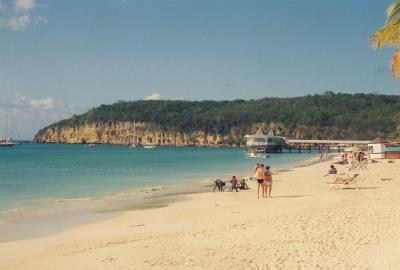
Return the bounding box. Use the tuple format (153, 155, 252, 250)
(337, 151, 367, 165)
(254, 163, 273, 198)
(212, 163, 273, 198)
(213, 176, 249, 192)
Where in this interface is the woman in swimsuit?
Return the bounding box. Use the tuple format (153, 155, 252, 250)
(264, 166, 272, 198)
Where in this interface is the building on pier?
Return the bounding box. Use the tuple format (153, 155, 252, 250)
(244, 129, 285, 153)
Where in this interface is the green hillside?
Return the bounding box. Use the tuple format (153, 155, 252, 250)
(36, 92, 400, 140)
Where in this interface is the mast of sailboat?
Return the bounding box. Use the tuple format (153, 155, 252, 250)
(5, 112, 7, 139)
(133, 119, 137, 145)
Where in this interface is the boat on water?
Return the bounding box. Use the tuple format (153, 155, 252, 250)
(143, 144, 157, 149)
(84, 143, 96, 148)
(246, 152, 269, 158)
(245, 148, 270, 158)
(0, 113, 15, 147)
(0, 138, 15, 147)
(130, 120, 139, 149)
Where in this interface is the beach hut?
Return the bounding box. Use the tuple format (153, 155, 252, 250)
(368, 138, 389, 159)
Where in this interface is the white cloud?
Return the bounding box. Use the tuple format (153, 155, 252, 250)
(0, 94, 83, 139)
(10, 93, 27, 107)
(15, 0, 35, 12)
(0, 14, 47, 31)
(0, 0, 47, 31)
(30, 97, 56, 110)
(6, 15, 31, 31)
(34, 16, 47, 25)
(144, 93, 161, 100)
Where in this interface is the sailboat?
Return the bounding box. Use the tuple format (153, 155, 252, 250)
(143, 144, 157, 149)
(130, 120, 137, 148)
(0, 113, 15, 147)
(144, 130, 161, 149)
(84, 143, 96, 148)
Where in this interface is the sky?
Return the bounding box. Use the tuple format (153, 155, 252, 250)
(0, 0, 399, 139)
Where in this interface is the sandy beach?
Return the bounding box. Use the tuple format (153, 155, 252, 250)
(1, 158, 400, 270)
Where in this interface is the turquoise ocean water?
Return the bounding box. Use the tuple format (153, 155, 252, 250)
(0, 144, 318, 213)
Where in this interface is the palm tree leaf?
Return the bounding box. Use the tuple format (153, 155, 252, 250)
(371, 1, 400, 80)
(392, 49, 400, 79)
(387, 0, 400, 26)
(370, 22, 400, 49)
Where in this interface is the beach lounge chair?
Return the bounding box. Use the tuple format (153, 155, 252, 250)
(327, 174, 360, 190)
(348, 159, 367, 171)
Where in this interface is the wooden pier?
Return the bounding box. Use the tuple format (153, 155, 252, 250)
(284, 139, 371, 153)
(244, 128, 371, 154)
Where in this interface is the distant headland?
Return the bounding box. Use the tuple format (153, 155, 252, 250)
(33, 92, 400, 146)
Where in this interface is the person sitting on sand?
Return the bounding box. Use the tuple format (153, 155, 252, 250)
(239, 178, 249, 190)
(256, 164, 265, 198)
(213, 179, 225, 192)
(264, 166, 272, 198)
(323, 165, 337, 177)
(230, 176, 239, 192)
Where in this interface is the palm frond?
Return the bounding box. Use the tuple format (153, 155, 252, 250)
(369, 1, 400, 79)
(370, 22, 400, 49)
(392, 49, 400, 79)
(387, 0, 400, 26)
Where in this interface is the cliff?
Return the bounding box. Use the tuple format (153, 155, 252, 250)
(33, 121, 377, 146)
(34, 122, 226, 145)
(34, 93, 400, 144)
(34, 122, 285, 146)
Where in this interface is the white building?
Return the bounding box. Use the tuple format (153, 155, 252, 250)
(368, 138, 388, 159)
(244, 128, 285, 152)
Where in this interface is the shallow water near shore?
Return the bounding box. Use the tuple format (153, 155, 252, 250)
(0, 144, 321, 212)
(0, 143, 320, 241)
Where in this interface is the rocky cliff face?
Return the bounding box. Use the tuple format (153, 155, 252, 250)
(33, 122, 246, 145)
(34, 121, 294, 146)
(33, 121, 366, 145)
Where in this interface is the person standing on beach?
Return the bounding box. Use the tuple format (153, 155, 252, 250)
(254, 163, 260, 180)
(230, 176, 239, 192)
(264, 166, 272, 198)
(256, 164, 265, 198)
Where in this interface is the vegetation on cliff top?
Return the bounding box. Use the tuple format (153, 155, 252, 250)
(36, 93, 400, 140)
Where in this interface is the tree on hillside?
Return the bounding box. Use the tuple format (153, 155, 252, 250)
(370, 0, 400, 79)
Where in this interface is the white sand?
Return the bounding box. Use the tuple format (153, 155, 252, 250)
(1, 159, 400, 269)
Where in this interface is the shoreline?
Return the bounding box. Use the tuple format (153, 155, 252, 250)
(0, 154, 320, 243)
(1, 159, 400, 268)
(0, 184, 209, 242)
(0, 144, 321, 213)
